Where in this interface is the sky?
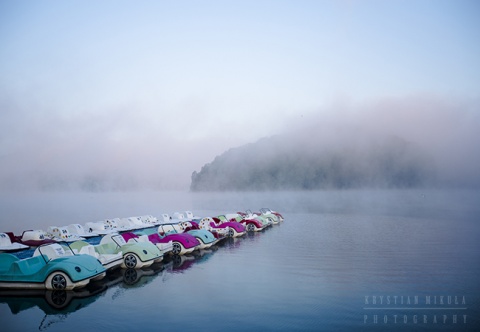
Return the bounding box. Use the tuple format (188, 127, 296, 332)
(1, 0, 479, 190)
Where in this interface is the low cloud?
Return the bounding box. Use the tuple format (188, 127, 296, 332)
(281, 95, 480, 188)
(1, 94, 479, 191)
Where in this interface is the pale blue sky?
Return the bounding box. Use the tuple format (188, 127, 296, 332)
(1, 0, 479, 189)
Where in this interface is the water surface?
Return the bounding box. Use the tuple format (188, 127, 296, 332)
(1, 190, 479, 331)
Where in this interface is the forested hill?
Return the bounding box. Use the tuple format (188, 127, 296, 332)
(190, 133, 435, 191)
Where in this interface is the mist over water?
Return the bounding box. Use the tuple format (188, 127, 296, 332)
(1, 188, 478, 235)
(191, 96, 480, 191)
(1, 96, 479, 192)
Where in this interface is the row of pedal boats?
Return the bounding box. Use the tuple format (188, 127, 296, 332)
(0, 208, 284, 291)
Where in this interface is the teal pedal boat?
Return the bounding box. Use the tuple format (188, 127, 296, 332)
(0, 243, 106, 290)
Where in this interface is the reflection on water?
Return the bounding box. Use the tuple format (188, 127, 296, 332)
(0, 286, 105, 314)
(0, 284, 106, 330)
(1, 252, 192, 330)
(0, 234, 259, 331)
(2, 190, 480, 331)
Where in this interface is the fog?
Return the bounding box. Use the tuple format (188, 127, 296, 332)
(0, 98, 250, 191)
(1, 2, 479, 192)
(191, 95, 480, 190)
(1, 94, 478, 192)
(281, 95, 480, 188)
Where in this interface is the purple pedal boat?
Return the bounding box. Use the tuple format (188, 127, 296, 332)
(198, 217, 246, 238)
(132, 225, 200, 256)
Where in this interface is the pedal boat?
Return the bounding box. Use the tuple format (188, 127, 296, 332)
(0, 233, 29, 252)
(208, 216, 247, 237)
(46, 226, 86, 242)
(0, 243, 106, 290)
(233, 212, 269, 231)
(67, 224, 99, 238)
(179, 221, 222, 249)
(121, 231, 173, 257)
(5, 230, 56, 248)
(99, 234, 163, 269)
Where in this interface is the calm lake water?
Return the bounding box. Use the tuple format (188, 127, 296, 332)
(1, 189, 479, 331)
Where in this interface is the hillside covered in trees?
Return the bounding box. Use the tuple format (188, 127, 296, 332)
(190, 132, 435, 191)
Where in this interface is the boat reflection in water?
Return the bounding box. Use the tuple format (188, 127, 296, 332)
(0, 283, 107, 330)
(165, 242, 219, 273)
(0, 261, 171, 330)
(0, 285, 106, 314)
(1, 226, 263, 330)
(109, 261, 170, 287)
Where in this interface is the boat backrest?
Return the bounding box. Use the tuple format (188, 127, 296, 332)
(148, 233, 163, 244)
(95, 242, 117, 255)
(69, 240, 90, 253)
(48, 226, 75, 240)
(224, 213, 236, 219)
(121, 232, 138, 243)
(6, 232, 19, 243)
(47, 226, 59, 236)
(198, 217, 212, 226)
(21, 230, 46, 241)
(85, 222, 106, 232)
(141, 215, 157, 224)
(0, 233, 12, 246)
(0, 253, 20, 272)
(78, 244, 98, 258)
(158, 224, 178, 235)
(183, 222, 199, 232)
(123, 217, 135, 228)
(225, 213, 242, 222)
(136, 234, 149, 243)
(128, 217, 144, 227)
(116, 218, 132, 229)
(99, 234, 126, 247)
(10, 255, 46, 275)
(159, 214, 171, 223)
(34, 244, 72, 260)
(67, 224, 86, 235)
(104, 219, 120, 230)
(173, 212, 185, 221)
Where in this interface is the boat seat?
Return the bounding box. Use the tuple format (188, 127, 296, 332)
(78, 244, 98, 257)
(5, 232, 17, 243)
(69, 241, 90, 252)
(35, 244, 70, 260)
(0, 254, 20, 273)
(10, 255, 46, 275)
(161, 225, 177, 235)
(95, 242, 117, 255)
(148, 233, 162, 244)
(0, 233, 11, 246)
(136, 234, 149, 243)
(122, 233, 138, 243)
